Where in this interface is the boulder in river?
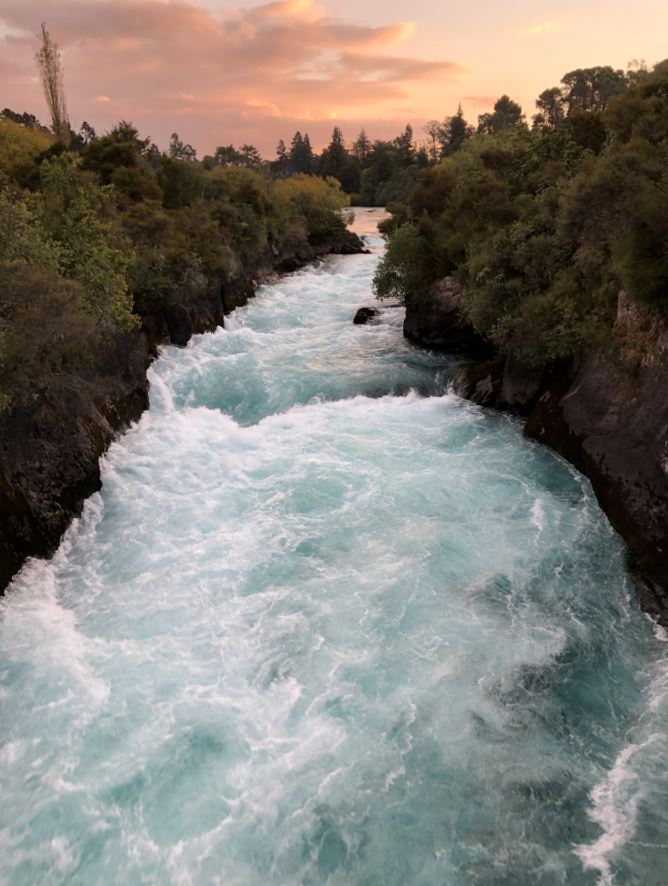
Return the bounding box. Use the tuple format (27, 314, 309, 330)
(353, 307, 378, 325)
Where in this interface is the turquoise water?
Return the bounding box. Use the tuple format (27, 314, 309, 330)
(1, 211, 667, 884)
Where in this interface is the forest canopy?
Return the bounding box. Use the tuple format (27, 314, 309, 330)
(374, 60, 668, 366)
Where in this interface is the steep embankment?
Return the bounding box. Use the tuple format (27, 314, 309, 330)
(0, 228, 366, 591)
(404, 282, 668, 622)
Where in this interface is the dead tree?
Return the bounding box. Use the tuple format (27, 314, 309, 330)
(35, 23, 70, 144)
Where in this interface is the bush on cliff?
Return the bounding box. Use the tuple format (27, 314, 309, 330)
(374, 60, 668, 365)
(0, 265, 97, 408)
(0, 117, 53, 187)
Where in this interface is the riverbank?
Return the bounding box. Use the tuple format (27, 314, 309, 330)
(0, 227, 367, 591)
(401, 282, 668, 623)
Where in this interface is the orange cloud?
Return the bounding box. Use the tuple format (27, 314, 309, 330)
(0, 0, 464, 153)
(460, 95, 499, 108)
(520, 22, 557, 37)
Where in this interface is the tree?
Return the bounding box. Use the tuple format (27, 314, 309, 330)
(320, 127, 348, 174)
(352, 129, 372, 168)
(169, 132, 197, 161)
(320, 127, 359, 192)
(561, 66, 626, 115)
(0, 265, 97, 406)
(289, 131, 314, 174)
(79, 121, 96, 144)
(35, 23, 70, 144)
(276, 139, 288, 177)
(478, 95, 526, 135)
(214, 144, 242, 166)
(374, 223, 432, 303)
(302, 134, 315, 173)
(423, 120, 441, 163)
(393, 124, 415, 165)
(533, 88, 565, 130)
(80, 122, 156, 191)
(39, 158, 136, 329)
(239, 144, 262, 168)
(439, 105, 472, 156)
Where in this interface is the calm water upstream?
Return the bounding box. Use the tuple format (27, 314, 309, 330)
(1, 210, 667, 884)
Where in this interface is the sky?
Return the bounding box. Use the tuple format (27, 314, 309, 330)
(1, 0, 667, 156)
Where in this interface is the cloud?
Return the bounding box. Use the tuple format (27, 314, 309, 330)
(0, 1, 463, 152)
(520, 22, 557, 37)
(460, 95, 499, 109)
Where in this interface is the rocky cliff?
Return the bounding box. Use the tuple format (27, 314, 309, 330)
(406, 283, 668, 622)
(0, 333, 150, 590)
(0, 228, 367, 591)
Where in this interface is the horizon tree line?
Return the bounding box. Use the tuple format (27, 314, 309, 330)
(7, 23, 646, 205)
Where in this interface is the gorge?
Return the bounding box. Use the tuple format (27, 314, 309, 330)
(1, 212, 667, 884)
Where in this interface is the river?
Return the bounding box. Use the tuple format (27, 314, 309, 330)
(1, 209, 667, 884)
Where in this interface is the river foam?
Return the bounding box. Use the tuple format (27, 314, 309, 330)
(1, 210, 667, 884)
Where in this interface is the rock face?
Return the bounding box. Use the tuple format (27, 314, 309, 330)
(403, 278, 488, 353)
(455, 355, 550, 416)
(353, 307, 378, 325)
(0, 332, 149, 590)
(0, 228, 367, 592)
(525, 311, 668, 622)
(451, 292, 668, 622)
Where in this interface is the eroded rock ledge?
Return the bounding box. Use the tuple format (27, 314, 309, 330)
(406, 283, 668, 623)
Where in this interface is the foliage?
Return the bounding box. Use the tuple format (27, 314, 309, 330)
(0, 265, 96, 406)
(375, 223, 433, 303)
(375, 59, 668, 365)
(0, 189, 61, 270)
(38, 158, 136, 329)
(0, 118, 53, 186)
(274, 174, 349, 241)
(478, 96, 527, 135)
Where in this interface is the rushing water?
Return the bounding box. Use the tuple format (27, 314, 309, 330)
(1, 210, 667, 884)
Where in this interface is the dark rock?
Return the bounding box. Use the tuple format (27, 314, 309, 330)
(403, 278, 488, 352)
(222, 275, 255, 315)
(328, 228, 370, 255)
(455, 354, 548, 415)
(0, 332, 149, 590)
(500, 354, 547, 413)
(454, 358, 506, 407)
(353, 307, 378, 325)
(167, 303, 193, 346)
(525, 344, 668, 622)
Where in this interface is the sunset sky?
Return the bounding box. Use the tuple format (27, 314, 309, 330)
(1, 0, 667, 155)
